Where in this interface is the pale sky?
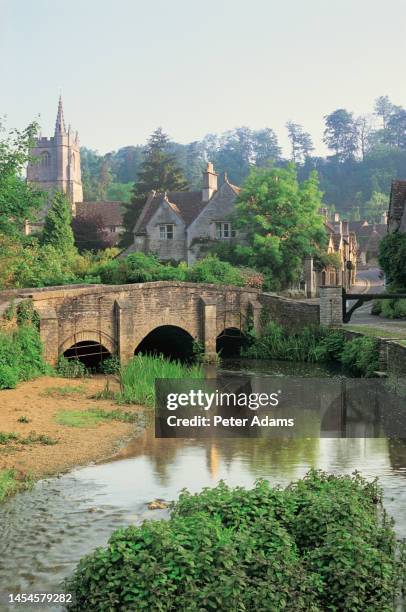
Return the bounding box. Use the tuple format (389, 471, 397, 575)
(1, 0, 406, 156)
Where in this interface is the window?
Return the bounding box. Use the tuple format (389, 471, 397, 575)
(40, 151, 50, 167)
(215, 222, 236, 239)
(159, 224, 174, 240)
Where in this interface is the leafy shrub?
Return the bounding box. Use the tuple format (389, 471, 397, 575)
(313, 329, 346, 362)
(99, 356, 120, 374)
(340, 336, 379, 376)
(56, 356, 88, 379)
(243, 322, 325, 362)
(381, 298, 406, 319)
(65, 472, 404, 611)
(244, 323, 379, 376)
(186, 255, 245, 286)
(371, 299, 382, 315)
(0, 325, 48, 389)
(379, 232, 406, 288)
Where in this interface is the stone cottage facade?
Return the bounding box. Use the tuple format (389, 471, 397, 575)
(125, 163, 241, 264)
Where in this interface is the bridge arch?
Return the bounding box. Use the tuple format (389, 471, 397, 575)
(216, 327, 248, 358)
(59, 330, 117, 368)
(134, 325, 195, 361)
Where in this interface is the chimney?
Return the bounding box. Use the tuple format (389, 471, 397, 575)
(342, 219, 349, 240)
(202, 162, 218, 202)
(381, 211, 388, 225)
(333, 212, 340, 223)
(318, 207, 328, 220)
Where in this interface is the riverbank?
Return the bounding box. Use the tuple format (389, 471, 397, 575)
(0, 375, 145, 498)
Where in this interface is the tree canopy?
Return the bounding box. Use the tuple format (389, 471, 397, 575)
(0, 121, 45, 237)
(220, 165, 326, 288)
(42, 191, 75, 256)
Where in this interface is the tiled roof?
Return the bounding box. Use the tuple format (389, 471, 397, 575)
(76, 202, 124, 226)
(135, 191, 208, 233)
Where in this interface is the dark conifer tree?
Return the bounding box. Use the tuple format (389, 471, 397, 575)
(121, 128, 188, 246)
(41, 191, 75, 255)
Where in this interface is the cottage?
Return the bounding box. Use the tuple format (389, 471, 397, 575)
(124, 163, 241, 264)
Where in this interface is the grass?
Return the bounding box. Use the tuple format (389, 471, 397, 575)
(41, 384, 87, 397)
(17, 415, 30, 423)
(0, 469, 33, 502)
(55, 407, 141, 428)
(116, 353, 204, 406)
(344, 324, 406, 339)
(0, 431, 58, 446)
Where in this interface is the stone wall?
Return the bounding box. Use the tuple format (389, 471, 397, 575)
(145, 205, 187, 262)
(259, 293, 320, 329)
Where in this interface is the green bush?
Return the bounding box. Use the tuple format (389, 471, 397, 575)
(340, 336, 379, 376)
(0, 325, 48, 389)
(244, 323, 379, 376)
(65, 472, 404, 611)
(99, 356, 120, 374)
(242, 322, 326, 362)
(379, 232, 406, 288)
(56, 356, 88, 379)
(186, 255, 245, 286)
(381, 298, 406, 319)
(371, 299, 382, 315)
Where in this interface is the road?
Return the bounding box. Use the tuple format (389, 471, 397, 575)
(347, 266, 406, 334)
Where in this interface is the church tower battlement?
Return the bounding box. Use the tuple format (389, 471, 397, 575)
(27, 96, 83, 211)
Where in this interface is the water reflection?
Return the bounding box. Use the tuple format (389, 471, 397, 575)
(0, 359, 405, 602)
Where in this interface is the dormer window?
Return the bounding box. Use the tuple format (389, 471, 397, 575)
(159, 224, 174, 240)
(215, 222, 236, 239)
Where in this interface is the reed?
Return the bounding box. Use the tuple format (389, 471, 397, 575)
(116, 353, 204, 406)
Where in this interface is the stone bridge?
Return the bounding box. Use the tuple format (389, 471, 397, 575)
(9, 281, 320, 366)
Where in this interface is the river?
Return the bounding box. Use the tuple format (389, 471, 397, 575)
(0, 359, 405, 607)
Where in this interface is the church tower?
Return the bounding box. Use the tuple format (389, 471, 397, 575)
(27, 96, 83, 224)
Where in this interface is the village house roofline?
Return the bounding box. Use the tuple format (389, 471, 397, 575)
(76, 201, 125, 226)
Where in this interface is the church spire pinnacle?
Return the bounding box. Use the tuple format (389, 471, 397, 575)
(55, 95, 66, 135)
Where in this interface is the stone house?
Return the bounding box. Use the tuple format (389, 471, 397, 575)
(349, 218, 387, 266)
(388, 179, 406, 233)
(304, 211, 357, 297)
(124, 163, 241, 264)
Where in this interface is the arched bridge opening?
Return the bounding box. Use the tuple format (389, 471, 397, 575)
(216, 327, 249, 358)
(134, 325, 195, 362)
(63, 341, 112, 370)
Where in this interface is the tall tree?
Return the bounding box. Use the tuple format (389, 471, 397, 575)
(252, 128, 281, 167)
(121, 128, 188, 246)
(323, 109, 358, 161)
(374, 96, 395, 130)
(355, 115, 374, 160)
(42, 191, 75, 255)
(285, 122, 314, 163)
(229, 165, 326, 288)
(0, 121, 44, 237)
(384, 107, 406, 150)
